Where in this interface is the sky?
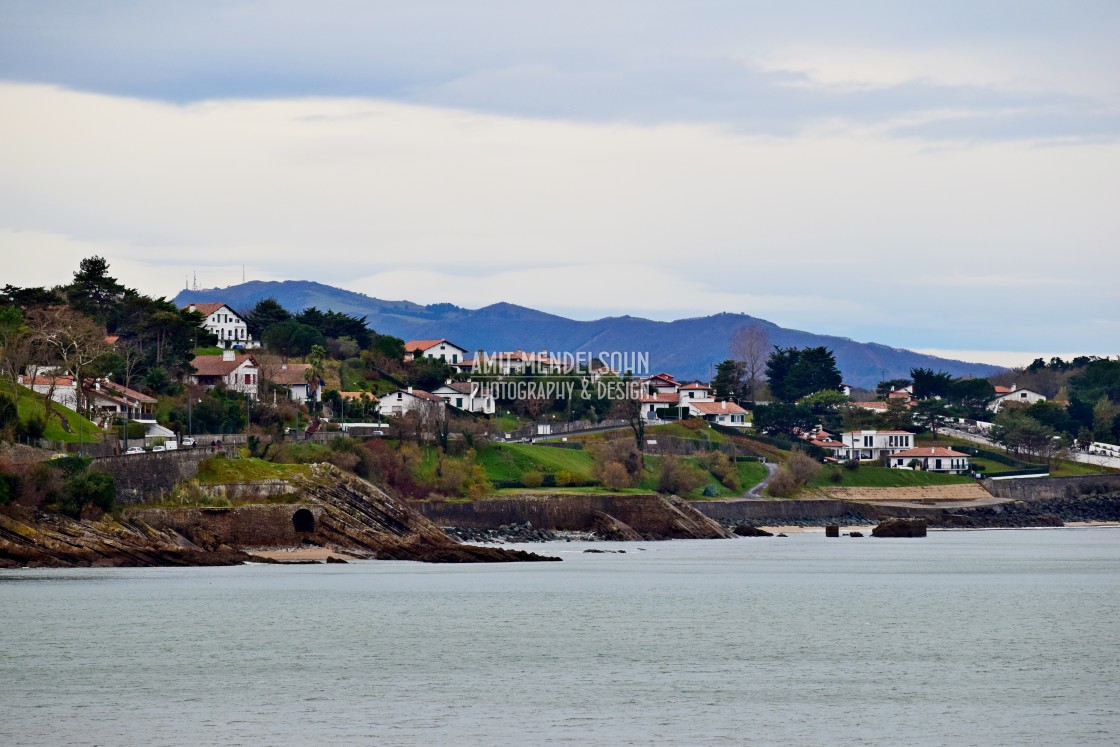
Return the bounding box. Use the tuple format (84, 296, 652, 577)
(1, 1, 1117, 368)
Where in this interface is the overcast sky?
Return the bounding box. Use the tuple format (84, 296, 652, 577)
(1, 1, 1117, 367)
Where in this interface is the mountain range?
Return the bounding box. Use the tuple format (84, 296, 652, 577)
(173, 280, 1003, 389)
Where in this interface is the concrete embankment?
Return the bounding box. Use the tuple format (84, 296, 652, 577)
(416, 493, 732, 540)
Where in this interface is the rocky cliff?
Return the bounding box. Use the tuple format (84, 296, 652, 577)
(416, 492, 733, 540)
(0, 464, 556, 567)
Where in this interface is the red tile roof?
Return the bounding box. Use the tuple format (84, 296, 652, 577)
(679, 382, 711, 390)
(853, 401, 889, 410)
(191, 354, 256, 377)
(639, 392, 680, 404)
(182, 302, 230, 317)
(272, 363, 314, 386)
(891, 447, 970, 458)
(404, 339, 465, 353)
(687, 400, 749, 415)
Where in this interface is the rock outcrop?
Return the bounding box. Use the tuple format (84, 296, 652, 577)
(0, 464, 559, 567)
(871, 518, 928, 538)
(417, 493, 733, 540)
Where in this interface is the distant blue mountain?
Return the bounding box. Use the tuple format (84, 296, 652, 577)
(174, 280, 1003, 388)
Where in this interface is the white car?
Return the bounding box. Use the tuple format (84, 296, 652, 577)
(125, 446, 145, 455)
(180, 437, 196, 448)
(151, 445, 167, 452)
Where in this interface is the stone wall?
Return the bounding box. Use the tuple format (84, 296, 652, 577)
(981, 474, 1120, 502)
(91, 450, 214, 504)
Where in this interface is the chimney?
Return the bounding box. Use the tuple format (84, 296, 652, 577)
(222, 349, 235, 361)
(722, 401, 727, 409)
(281, 363, 288, 370)
(1010, 383, 1017, 392)
(407, 386, 414, 394)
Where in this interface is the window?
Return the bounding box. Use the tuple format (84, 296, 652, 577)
(935, 459, 942, 470)
(455, 397, 463, 408)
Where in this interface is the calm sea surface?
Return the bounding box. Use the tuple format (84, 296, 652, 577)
(2, 528, 1119, 747)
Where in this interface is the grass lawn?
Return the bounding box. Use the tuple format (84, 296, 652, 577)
(2, 380, 102, 444)
(196, 457, 310, 484)
(477, 442, 598, 483)
(811, 465, 973, 488)
(193, 346, 224, 356)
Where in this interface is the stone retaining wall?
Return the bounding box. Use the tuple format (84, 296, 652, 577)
(981, 473, 1120, 502)
(91, 449, 214, 504)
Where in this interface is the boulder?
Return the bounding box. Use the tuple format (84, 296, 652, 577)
(872, 518, 928, 538)
(733, 525, 774, 537)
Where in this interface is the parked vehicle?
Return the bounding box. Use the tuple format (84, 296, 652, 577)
(125, 446, 145, 455)
(180, 437, 196, 448)
(152, 445, 166, 452)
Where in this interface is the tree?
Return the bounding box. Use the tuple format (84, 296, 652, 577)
(910, 368, 954, 399)
(245, 298, 292, 339)
(992, 410, 1058, 460)
(766, 346, 842, 402)
(1092, 396, 1120, 441)
(876, 378, 912, 398)
(712, 359, 746, 401)
(608, 376, 646, 453)
(730, 324, 770, 403)
(912, 398, 950, 438)
(799, 389, 850, 413)
(27, 306, 110, 418)
(66, 256, 125, 322)
(753, 402, 814, 435)
(0, 306, 32, 387)
(261, 322, 324, 362)
(950, 378, 995, 411)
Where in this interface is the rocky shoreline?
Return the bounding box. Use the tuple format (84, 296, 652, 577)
(715, 494, 1120, 533)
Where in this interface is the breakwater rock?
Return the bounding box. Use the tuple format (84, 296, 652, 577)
(872, 518, 928, 537)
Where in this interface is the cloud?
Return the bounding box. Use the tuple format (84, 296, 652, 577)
(1, 2, 1117, 142)
(0, 83, 1117, 356)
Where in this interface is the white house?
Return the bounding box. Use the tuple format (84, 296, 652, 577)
(377, 387, 447, 418)
(685, 399, 750, 426)
(987, 385, 1046, 413)
(190, 350, 260, 399)
(403, 339, 469, 365)
(17, 374, 79, 410)
(430, 380, 496, 414)
(182, 302, 259, 350)
(677, 382, 714, 402)
(841, 430, 915, 461)
(889, 447, 971, 474)
(271, 363, 321, 404)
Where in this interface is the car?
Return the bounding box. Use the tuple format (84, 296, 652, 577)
(180, 437, 196, 448)
(151, 445, 167, 452)
(125, 446, 145, 455)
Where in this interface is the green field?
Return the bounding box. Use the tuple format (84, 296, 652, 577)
(196, 457, 310, 484)
(2, 380, 102, 444)
(477, 442, 598, 483)
(810, 465, 973, 488)
(475, 442, 768, 498)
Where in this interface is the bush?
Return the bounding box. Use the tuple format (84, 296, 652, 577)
(702, 483, 720, 497)
(657, 456, 706, 495)
(21, 415, 47, 440)
(768, 451, 821, 497)
(843, 459, 860, 471)
(521, 469, 544, 488)
(0, 471, 15, 505)
(56, 470, 115, 518)
(827, 466, 843, 483)
(699, 452, 738, 490)
(555, 470, 573, 487)
(599, 462, 632, 491)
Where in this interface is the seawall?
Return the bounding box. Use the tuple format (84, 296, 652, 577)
(91, 449, 213, 503)
(981, 474, 1120, 502)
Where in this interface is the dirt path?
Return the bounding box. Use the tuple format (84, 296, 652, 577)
(743, 459, 779, 499)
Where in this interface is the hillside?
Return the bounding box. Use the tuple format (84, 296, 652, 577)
(174, 280, 1003, 387)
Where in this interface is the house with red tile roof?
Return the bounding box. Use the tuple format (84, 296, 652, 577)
(403, 339, 468, 365)
(987, 385, 1046, 413)
(888, 447, 971, 474)
(270, 362, 321, 404)
(182, 302, 259, 350)
(376, 387, 447, 418)
(189, 350, 259, 399)
(685, 399, 750, 426)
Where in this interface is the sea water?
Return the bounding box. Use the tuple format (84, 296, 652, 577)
(1, 528, 1118, 746)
